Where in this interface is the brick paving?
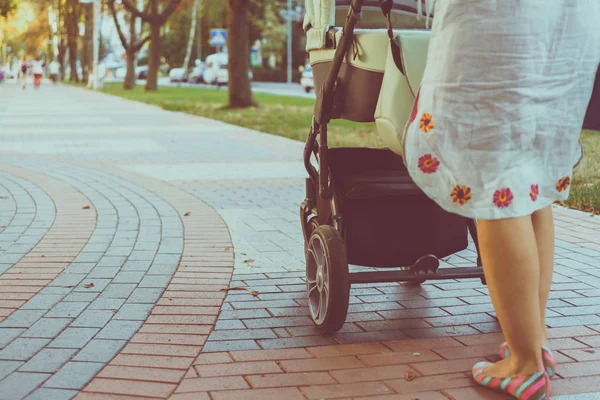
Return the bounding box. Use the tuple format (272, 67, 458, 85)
(0, 82, 599, 399)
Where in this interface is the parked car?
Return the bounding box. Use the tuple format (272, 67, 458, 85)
(301, 64, 314, 93)
(136, 65, 148, 80)
(189, 63, 205, 84)
(202, 53, 253, 87)
(169, 67, 187, 83)
(114, 67, 127, 79)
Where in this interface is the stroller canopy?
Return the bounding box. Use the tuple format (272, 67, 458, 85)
(304, 0, 433, 50)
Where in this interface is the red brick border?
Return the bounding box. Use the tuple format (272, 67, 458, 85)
(74, 162, 235, 399)
(0, 164, 95, 324)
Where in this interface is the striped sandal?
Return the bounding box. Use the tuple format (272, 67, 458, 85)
(499, 343, 557, 378)
(472, 361, 551, 400)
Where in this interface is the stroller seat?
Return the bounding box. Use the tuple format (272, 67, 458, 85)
(310, 28, 430, 155)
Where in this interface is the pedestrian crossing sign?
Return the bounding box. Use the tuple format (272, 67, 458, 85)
(210, 29, 227, 47)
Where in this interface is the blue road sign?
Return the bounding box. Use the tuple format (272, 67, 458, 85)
(210, 29, 227, 47)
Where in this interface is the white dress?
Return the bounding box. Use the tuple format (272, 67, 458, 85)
(403, 0, 600, 220)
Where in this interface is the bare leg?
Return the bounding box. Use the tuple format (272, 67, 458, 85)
(532, 206, 554, 344)
(478, 216, 545, 376)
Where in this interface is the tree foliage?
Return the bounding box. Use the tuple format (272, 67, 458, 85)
(0, 0, 17, 19)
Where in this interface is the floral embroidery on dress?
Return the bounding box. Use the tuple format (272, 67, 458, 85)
(556, 177, 571, 192)
(418, 154, 440, 174)
(530, 184, 539, 201)
(420, 113, 435, 133)
(493, 188, 514, 208)
(451, 185, 472, 205)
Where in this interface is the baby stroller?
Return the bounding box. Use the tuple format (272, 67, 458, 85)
(300, 0, 485, 333)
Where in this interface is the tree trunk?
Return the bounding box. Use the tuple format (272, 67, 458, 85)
(145, 21, 160, 91)
(226, 0, 256, 108)
(58, 38, 67, 80)
(82, 3, 93, 83)
(182, 0, 199, 78)
(124, 20, 137, 90)
(65, 0, 79, 82)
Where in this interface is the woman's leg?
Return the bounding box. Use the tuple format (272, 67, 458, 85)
(532, 206, 554, 344)
(478, 215, 545, 376)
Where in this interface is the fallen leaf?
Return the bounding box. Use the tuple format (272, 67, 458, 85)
(224, 247, 231, 251)
(249, 290, 259, 297)
(83, 283, 95, 289)
(41, 255, 46, 258)
(184, 212, 191, 216)
(82, 205, 91, 209)
(412, 352, 420, 356)
(244, 259, 254, 263)
(405, 370, 416, 381)
(0, 196, 8, 199)
(0, 226, 6, 229)
(112, 309, 119, 313)
(219, 287, 247, 292)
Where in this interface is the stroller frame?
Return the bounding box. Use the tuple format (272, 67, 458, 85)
(301, 0, 485, 334)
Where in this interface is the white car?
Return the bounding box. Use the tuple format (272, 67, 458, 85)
(301, 64, 314, 93)
(114, 67, 127, 79)
(202, 53, 253, 87)
(169, 67, 187, 83)
(202, 53, 229, 86)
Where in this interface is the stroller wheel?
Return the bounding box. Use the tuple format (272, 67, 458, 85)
(306, 225, 349, 334)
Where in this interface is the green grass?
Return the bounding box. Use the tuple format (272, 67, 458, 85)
(100, 83, 384, 148)
(563, 130, 600, 214)
(100, 83, 599, 213)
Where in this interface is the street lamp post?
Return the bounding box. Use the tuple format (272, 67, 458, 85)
(287, 0, 292, 84)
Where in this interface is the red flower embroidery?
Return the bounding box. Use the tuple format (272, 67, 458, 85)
(417, 154, 440, 174)
(493, 188, 514, 208)
(409, 90, 421, 125)
(451, 185, 472, 205)
(420, 113, 435, 133)
(556, 177, 571, 192)
(530, 184, 539, 201)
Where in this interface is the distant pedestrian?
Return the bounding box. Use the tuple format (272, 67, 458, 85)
(19, 58, 28, 89)
(49, 60, 60, 84)
(32, 59, 44, 89)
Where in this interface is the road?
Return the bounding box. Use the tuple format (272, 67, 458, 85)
(104, 76, 317, 99)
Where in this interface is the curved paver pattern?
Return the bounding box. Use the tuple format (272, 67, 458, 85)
(0, 160, 186, 399)
(0, 171, 55, 277)
(1, 83, 599, 399)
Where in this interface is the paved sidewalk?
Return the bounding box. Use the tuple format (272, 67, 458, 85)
(0, 82, 599, 399)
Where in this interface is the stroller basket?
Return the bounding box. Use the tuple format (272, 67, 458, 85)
(328, 147, 469, 268)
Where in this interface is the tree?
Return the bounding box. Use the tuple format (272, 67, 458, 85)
(81, 2, 92, 82)
(64, 0, 80, 81)
(162, 5, 190, 67)
(108, 0, 149, 89)
(260, 3, 284, 65)
(121, 0, 181, 91)
(181, 0, 198, 78)
(226, 0, 256, 108)
(0, 0, 16, 18)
